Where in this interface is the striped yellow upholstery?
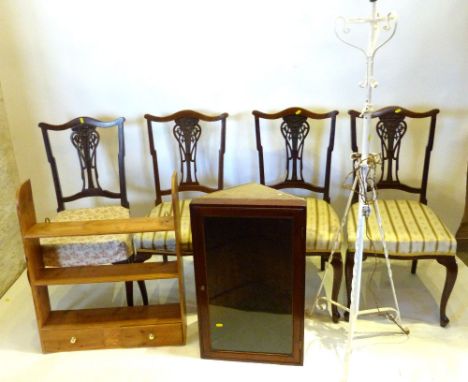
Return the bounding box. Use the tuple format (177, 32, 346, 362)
(305, 197, 340, 253)
(134, 197, 340, 255)
(347, 200, 456, 256)
(133, 199, 192, 253)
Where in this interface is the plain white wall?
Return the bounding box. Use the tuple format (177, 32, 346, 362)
(0, 0, 467, 231)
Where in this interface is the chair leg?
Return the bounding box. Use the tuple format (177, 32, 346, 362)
(320, 255, 326, 271)
(436, 256, 458, 327)
(113, 258, 135, 307)
(344, 251, 354, 321)
(137, 280, 149, 305)
(124, 281, 148, 306)
(132, 252, 151, 305)
(330, 252, 343, 323)
(119, 253, 151, 307)
(411, 259, 418, 274)
(125, 281, 134, 307)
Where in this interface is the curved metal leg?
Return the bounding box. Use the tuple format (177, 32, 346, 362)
(436, 256, 458, 327)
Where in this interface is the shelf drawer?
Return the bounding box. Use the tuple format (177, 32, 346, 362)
(118, 323, 184, 347)
(41, 328, 105, 352)
(40, 323, 185, 352)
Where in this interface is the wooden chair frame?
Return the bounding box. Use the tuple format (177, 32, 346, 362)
(253, 107, 342, 322)
(134, 110, 228, 263)
(145, 110, 228, 206)
(346, 106, 458, 327)
(39, 116, 148, 305)
(39, 116, 128, 212)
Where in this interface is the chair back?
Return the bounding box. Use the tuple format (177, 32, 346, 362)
(253, 107, 338, 203)
(145, 110, 228, 205)
(349, 106, 439, 204)
(39, 116, 128, 212)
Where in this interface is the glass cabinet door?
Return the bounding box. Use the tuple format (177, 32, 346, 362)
(203, 216, 294, 355)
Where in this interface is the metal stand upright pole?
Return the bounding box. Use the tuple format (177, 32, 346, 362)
(312, 0, 409, 362)
(347, 0, 380, 348)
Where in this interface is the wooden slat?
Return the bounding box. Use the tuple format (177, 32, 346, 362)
(25, 216, 174, 238)
(42, 304, 182, 329)
(171, 172, 187, 342)
(33, 261, 179, 285)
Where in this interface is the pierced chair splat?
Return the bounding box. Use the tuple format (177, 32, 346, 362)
(38, 116, 147, 306)
(253, 107, 342, 322)
(133, 110, 228, 259)
(346, 106, 458, 327)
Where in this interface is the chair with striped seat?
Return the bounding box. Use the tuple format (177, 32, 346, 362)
(133, 110, 228, 260)
(39, 116, 147, 306)
(346, 106, 458, 327)
(253, 107, 342, 322)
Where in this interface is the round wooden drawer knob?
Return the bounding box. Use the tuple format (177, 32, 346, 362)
(148, 333, 155, 341)
(70, 336, 77, 344)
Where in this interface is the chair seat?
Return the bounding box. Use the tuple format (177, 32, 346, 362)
(133, 199, 192, 253)
(347, 200, 456, 256)
(41, 206, 132, 267)
(305, 197, 340, 253)
(134, 197, 339, 255)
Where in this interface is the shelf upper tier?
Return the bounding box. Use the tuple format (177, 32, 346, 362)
(24, 216, 174, 239)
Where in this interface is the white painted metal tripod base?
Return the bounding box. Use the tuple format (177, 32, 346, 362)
(312, 157, 409, 334)
(312, 152, 409, 382)
(312, 2, 408, 380)
(313, 0, 408, 344)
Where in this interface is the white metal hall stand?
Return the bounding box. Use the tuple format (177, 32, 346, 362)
(312, 0, 409, 377)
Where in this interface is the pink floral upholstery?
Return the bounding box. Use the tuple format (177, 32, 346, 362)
(41, 206, 132, 267)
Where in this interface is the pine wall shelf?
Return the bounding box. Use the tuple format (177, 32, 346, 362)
(16, 178, 186, 353)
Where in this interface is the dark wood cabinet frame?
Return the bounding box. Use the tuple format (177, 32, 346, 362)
(191, 200, 306, 365)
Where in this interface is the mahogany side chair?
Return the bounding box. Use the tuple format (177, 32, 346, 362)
(253, 107, 342, 322)
(346, 106, 458, 327)
(133, 110, 228, 261)
(39, 116, 147, 306)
